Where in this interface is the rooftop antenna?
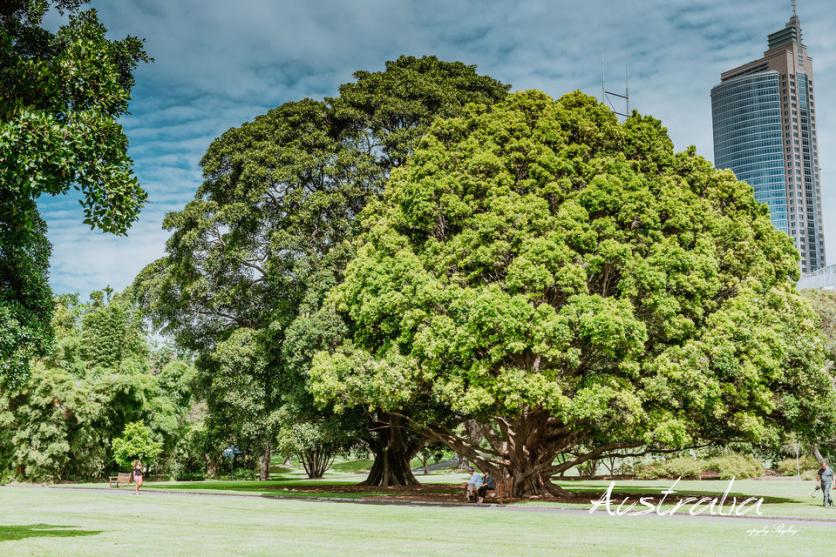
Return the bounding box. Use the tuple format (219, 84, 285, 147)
(601, 58, 630, 119)
(792, 0, 797, 17)
(601, 57, 605, 104)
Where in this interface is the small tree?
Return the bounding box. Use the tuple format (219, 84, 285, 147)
(112, 421, 163, 471)
(277, 416, 355, 479)
(417, 442, 446, 475)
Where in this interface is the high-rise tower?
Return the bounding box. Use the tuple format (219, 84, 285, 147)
(711, 3, 824, 272)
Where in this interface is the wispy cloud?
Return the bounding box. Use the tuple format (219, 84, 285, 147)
(38, 0, 836, 295)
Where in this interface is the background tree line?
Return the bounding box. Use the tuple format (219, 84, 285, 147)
(0, 290, 198, 481)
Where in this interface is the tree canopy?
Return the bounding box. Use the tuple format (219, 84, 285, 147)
(309, 90, 836, 496)
(135, 56, 509, 484)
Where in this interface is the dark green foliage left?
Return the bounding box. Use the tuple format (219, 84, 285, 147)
(0, 1, 149, 384)
(0, 213, 52, 384)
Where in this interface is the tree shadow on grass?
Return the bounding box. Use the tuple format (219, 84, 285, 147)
(0, 524, 102, 542)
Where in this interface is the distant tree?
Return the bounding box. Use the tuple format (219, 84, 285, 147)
(276, 414, 357, 479)
(0, 0, 149, 384)
(417, 442, 446, 476)
(802, 290, 836, 362)
(0, 361, 108, 481)
(310, 91, 836, 497)
(204, 328, 280, 481)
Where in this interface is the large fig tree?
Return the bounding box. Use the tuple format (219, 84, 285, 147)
(310, 91, 836, 497)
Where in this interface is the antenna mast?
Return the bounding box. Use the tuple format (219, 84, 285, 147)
(602, 58, 631, 119)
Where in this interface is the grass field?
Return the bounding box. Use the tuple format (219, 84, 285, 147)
(1, 475, 834, 556)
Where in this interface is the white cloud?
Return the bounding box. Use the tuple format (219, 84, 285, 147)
(39, 0, 836, 294)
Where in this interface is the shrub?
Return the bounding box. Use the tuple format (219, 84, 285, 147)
(634, 453, 764, 480)
(775, 456, 818, 477)
(634, 457, 703, 480)
(705, 453, 764, 479)
(633, 461, 664, 480)
(231, 467, 256, 481)
(665, 457, 706, 479)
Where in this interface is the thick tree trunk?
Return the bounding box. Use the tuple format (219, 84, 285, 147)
(504, 445, 569, 498)
(206, 458, 219, 479)
(259, 440, 271, 481)
(422, 412, 584, 498)
(508, 467, 570, 498)
(364, 447, 418, 486)
(477, 413, 570, 498)
(362, 414, 419, 487)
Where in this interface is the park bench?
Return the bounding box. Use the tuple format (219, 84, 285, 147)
(108, 472, 132, 487)
(464, 477, 514, 504)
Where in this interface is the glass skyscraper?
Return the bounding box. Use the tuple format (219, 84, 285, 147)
(711, 9, 824, 273)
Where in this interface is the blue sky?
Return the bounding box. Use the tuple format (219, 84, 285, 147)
(39, 0, 836, 295)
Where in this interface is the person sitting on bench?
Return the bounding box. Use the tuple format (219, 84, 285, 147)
(477, 473, 496, 503)
(466, 471, 483, 502)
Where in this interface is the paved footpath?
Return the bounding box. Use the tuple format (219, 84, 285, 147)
(33, 485, 836, 528)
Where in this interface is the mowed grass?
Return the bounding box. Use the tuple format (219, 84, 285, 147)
(109, 469, 471, 500)
(1, 482, 835, 557)
(130, 468, 833, 519)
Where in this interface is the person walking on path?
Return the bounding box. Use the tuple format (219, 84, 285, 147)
(132, 459, 144, 495)
(816, 460, 833, 507)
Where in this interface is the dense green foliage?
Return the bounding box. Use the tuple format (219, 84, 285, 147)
(0, 0, 149, 384)
(0, 213, 51, 382)
(309, 90, 836, 495)
(135, 56, 509, 483)
(802, 289, 836, 363)
(0, 292, 195, 482)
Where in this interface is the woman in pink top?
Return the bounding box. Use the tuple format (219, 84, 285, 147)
(132, 459, 144, 495)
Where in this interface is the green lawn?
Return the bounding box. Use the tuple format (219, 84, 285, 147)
(1, 480, 834, 556)
(115, 469, 834, 519)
